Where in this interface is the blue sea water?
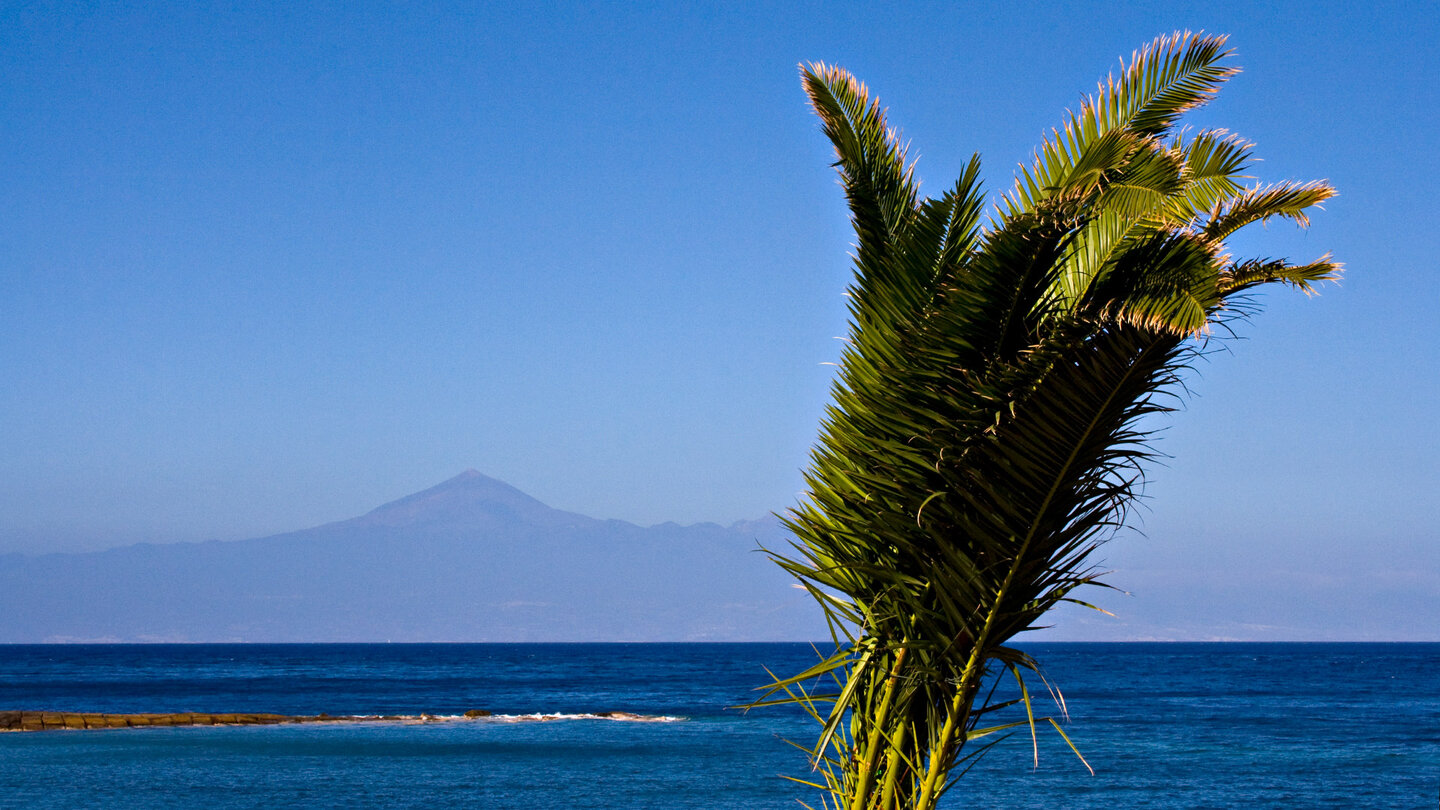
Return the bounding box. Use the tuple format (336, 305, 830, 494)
(0, 643, 1436, 808)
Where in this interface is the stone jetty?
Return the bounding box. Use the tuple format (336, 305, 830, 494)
(0, 709, 492, 732)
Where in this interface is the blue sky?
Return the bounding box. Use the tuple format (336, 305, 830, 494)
(2, 1, 1436, 638)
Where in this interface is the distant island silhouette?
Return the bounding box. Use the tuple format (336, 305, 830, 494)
(0, 471, 822, 643)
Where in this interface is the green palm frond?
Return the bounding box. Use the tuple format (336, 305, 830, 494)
(801, 64, 928, 331)
(1006, 31, 1237, 216)
(1084, 229, 1223, 335)
(1205, 180, 1338, 239)
(1164, 129, 1253, 223)
(1220, 255, 1342, 295)
(760, 33, 1338, 810)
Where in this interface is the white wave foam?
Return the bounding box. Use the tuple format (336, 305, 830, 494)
(485, 712, 684, 723)
(353, 712, 684, 725)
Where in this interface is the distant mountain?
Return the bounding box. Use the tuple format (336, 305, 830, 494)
(0, 471, 825, 642)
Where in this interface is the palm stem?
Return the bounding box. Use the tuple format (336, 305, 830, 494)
(849, 645, 907, 810)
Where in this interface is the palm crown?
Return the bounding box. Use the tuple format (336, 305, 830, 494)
(763, 32, 1337, 810)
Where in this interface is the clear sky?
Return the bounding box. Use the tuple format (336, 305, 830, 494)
(2, 1, 1436, 638)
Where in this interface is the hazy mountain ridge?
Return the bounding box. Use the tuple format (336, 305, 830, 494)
(0, 471, 821, 642)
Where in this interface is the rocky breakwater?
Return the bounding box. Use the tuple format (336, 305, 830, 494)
(0, 709, 494, 731)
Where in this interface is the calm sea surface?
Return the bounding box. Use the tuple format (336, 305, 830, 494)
(1, 643, 1436, 808)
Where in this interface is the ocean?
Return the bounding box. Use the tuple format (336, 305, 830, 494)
(1, 643, 1436, 808)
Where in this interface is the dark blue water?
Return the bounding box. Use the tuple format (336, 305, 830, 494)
(1, 643, 1436, 808)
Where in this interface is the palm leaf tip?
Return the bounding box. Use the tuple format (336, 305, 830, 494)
(1111, 31, 1238, 136)
(1205, 180, 1338, 239)
(1220, 255, 1342, 296)
(800, 61, 913, 176)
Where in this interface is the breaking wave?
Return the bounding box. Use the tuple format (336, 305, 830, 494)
(407, 712, 684, 724)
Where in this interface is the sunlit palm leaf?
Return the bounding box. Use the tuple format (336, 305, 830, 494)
(1006, 31, 1237, 216)
(1205, 180, 1338, 239)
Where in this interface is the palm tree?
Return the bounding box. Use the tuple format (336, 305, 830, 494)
(760, 32, 1337, 810)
